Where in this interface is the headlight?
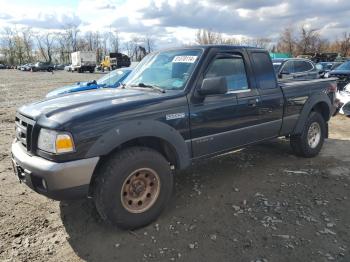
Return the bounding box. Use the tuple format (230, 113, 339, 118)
(324, 72, 330, 78)
(37, 128, 75, 154)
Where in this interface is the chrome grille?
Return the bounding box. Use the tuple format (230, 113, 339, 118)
(15, 114, 35, 151)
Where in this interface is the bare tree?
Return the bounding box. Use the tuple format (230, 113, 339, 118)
(64, 24, 80, 52)
(56, 32, 71, 63)
(297, 25, 321, 54)
(1, 27, 16, 65)
(252, 37, 272, 50)
(276, 27, 296, 55)
(21, 28, 34, 62)
(338, 32, 350, 57)
(144, 35, 154, 53)
(195, 29, 222, 44)
(110, 30, 120, 53)
(13, 30, 25, 64)
(124, 40, 135, 58)
(36, 33, 55, 63)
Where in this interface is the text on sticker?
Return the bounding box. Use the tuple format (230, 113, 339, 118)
(172, 56, 198, 63)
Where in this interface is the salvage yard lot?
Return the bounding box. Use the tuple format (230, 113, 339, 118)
(0, 70, 349, 262)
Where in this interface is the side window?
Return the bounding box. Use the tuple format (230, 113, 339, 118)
(294, 61, 313, 72)
(205, 55, 249, 91)
(251, 52, 278, 89)
(282, 61, 294, 73)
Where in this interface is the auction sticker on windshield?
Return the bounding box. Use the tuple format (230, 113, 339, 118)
(172, 56, 198, 63)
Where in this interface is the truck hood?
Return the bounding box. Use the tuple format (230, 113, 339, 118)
(18, 88, 165, 124)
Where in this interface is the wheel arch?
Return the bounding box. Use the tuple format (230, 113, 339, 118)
(86, 119, 191, 172)
(293, 93, 332, 135)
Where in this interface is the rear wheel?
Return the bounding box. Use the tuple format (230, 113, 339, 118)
(94, 147, 173, 229)
(290, 112, 326, 157)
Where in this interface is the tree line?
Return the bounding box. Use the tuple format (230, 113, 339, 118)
(0, 25, 154, 65)
(196, 27, 350, 57)
(2, 25, 350, 65)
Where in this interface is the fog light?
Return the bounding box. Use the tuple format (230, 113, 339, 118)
(41, 179, 47, 190)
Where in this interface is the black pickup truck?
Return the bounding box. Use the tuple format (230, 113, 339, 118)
(11, 45, 338, 229)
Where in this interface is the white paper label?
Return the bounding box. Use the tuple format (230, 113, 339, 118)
(172, 56, 198, 63)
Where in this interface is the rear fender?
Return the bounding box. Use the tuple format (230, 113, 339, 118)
(293, 92, 331, 135)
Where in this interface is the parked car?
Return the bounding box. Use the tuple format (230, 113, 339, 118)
(64, 64, 73, 72)
(46, 68, 132, 97)
(17, 64, 26, 70)
(272, 58, 319, 80)
(317, 62, 343, 78)
(54, 64, 66, 70)
(327, 60, 350, 90)
(11, 45, 338, 229)
(336, 83, 350, 116)
(21, 63, 34, 71)
(31, 62, 54, 72)
(0, 64, 7, 69)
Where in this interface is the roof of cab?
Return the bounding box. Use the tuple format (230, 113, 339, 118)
(159, 45, 265, 52)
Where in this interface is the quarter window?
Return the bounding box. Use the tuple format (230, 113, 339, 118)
(251, 52, 277, 89)
(205, 56, 249, 91)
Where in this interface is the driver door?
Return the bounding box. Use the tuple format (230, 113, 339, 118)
(189, 50, 261, 157)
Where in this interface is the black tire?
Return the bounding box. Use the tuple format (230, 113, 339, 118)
(290, 111, 326, 157)
(94, 147, 173, 229)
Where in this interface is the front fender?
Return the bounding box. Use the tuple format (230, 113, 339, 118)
(85, 120, 191, 169)
(293, 92, 332, 135)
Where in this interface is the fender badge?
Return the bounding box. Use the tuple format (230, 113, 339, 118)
(166, 113, 185, 120)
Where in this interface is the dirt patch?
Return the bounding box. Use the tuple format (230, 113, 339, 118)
(0, 70, 349, 262)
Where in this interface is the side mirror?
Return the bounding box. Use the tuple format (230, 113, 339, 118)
(199, 77, 228, 96)
(278, 69, 290, 79)
(280, 69, 289, 75)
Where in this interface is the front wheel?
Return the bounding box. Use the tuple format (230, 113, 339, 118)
(290, 112, 326, 157)
(94, 147, 173, 229)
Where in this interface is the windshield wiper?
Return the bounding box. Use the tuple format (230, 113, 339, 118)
(130, 83, 166, 93)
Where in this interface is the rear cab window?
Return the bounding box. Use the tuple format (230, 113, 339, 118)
(251, 52, 277, 89)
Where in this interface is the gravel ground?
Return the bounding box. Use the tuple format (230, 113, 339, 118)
(0, 70, 349, 262)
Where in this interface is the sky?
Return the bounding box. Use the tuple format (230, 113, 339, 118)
(0, 0, 350, 49)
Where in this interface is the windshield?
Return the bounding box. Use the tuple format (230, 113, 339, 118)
(331, 63, 341, 70)
(97, 69, 129, 86)
(125, 49, 202, 90)
(337, 61, 350, 70)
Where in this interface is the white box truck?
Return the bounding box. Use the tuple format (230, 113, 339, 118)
(71, 51, 96, 73)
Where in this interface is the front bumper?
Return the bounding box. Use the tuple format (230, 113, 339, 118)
(11, 141, 99, 200)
